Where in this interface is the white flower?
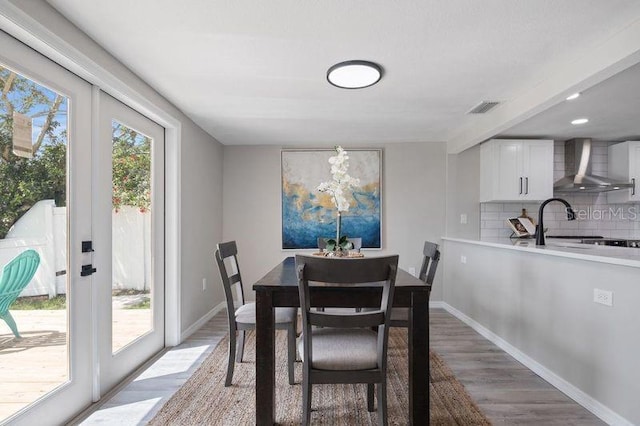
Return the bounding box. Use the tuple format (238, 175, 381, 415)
(317, 146, 359, 212)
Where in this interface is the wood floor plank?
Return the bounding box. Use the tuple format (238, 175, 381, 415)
(429, 308, 605, 425)
(76, 308, 605, 425)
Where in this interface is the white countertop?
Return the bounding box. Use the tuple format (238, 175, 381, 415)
(442, 237, 640, 268)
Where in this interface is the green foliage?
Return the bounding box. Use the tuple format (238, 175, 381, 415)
(0, 139, 67, 238)
(123, 297, 150, 310)
(111, 123, 151, 212)
(0, 67, 67, 238)
(11, 295, 67, 310)
(325, 235, 353, 252)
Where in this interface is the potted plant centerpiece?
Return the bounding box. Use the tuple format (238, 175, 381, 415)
(317, 146, 360, 256)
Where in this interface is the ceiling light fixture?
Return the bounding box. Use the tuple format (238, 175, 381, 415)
(327, 60, 383, 89)
(566, 92, 581, 101)
(571, 118, 589, 125)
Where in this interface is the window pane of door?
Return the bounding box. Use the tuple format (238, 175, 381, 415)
(0, 65, 69, 420)
(111, 121, 153, 353)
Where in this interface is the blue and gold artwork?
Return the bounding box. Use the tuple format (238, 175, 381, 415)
(281, 149, 381, 249)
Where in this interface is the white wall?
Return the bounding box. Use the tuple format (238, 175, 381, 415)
(222, 142, 448, 301)
(443, 239, 640, 425)
(445, 145, 481, 240)
(179, 123, 224, 330)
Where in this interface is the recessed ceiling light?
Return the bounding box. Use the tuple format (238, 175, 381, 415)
(571, 118, 589, 125)
(566, 92, 581, 101)
(327, 60, 383, 89)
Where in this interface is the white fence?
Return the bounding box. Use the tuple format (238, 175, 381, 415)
(0, 200, 150, 297)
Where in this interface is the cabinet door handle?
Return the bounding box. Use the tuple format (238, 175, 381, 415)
(632, 178, 636, 196)
(519, 177, 523, 194)
(525, 177, 529, 195)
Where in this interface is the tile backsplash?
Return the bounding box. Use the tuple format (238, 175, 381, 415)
(480, 140, 640, 239)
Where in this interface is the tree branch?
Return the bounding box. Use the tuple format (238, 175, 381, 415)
(1, 72, 17, 162)
(33, 94, 64, 153)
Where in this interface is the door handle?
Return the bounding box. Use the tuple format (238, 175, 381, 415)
(632, 178, 636, 196)
(525, 177, 529, 195)
(81, 264, 97, 276)
(519, 177, 523, 194)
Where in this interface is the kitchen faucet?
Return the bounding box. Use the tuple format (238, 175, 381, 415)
(536, 198, 577, 246)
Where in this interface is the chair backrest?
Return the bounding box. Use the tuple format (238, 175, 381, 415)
(0, 249, 40, 315)
(317, 237, 362, 252)
(295, 254, 398, 368)
(418, 241, 440, 286)
(215, 241, 246, 316)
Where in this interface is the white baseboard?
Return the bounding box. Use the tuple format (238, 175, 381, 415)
(439, 302, 632, 426)
(180, 302, 226, 342)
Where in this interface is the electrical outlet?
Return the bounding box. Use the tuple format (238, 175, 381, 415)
(409, 267, 416, 277)
(460, 214, 468, 224)
(202, 278, 207, 291)
(460, 255, 467, 264)
(593, 288, 613, 306)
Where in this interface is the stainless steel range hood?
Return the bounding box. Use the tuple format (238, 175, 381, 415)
(553, 138, 634, 193)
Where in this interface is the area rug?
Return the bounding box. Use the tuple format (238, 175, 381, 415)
(149, 328, 491, 425)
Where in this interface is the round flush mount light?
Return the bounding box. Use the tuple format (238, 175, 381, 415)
(327, 60, 383, 89)
(566, 92, 581, 101)
(571, 118, 589, 125)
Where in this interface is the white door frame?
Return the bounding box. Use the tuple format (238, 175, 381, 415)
(0, 0, 182, 347)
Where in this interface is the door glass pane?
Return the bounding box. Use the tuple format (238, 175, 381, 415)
(0, 66, 69, 420)
(111, 121, 152, 353)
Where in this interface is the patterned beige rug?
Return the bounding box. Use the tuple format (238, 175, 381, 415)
(149, 328, 491, 425)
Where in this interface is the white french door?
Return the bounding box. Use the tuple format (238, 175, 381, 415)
(95, 91, 165, 394)
(0, 30, 93, 426)
(0, 31, 166, 425)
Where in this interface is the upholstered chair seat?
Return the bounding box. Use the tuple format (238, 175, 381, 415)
(297, 328, 378, 371)
(234, 302, 297, 325)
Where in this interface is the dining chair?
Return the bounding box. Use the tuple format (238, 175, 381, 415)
(317, 237, 362, 253)
(389, 240, 440, 327)
(215, 241, 297, 386)
(295, 254, 399, 426)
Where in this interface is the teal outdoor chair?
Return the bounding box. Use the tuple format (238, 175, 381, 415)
(0, 249, 40, 338)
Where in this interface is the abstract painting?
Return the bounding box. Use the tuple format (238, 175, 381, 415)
(281, 149, 381, 249)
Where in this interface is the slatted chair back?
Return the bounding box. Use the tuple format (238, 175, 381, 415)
(215, 241, 246, 319)
(418, 241, 440, 287)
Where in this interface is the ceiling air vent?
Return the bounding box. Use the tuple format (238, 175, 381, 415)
(467, 101, 500, 114)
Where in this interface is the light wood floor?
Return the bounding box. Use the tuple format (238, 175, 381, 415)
(76, 308, 604, 425)
(429, 310, 604, 425)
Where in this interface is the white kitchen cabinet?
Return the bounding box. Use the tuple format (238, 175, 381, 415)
(607, 141, 640, 203)
(480, 139, 554, 202)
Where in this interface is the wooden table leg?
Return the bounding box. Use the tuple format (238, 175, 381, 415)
(409, 290, 429, 425)
(255, 290, 275, 425)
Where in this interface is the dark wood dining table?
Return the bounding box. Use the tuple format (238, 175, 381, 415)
(253, 256, 430, 425)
